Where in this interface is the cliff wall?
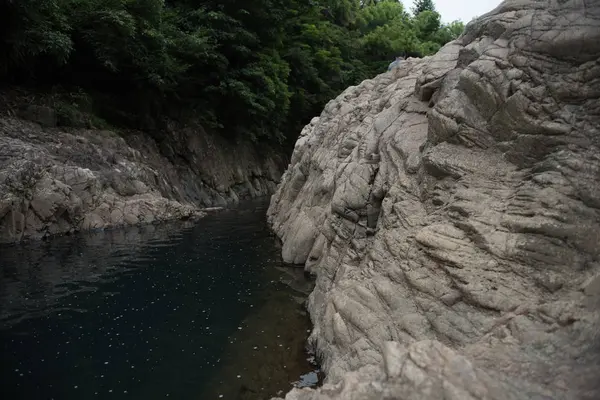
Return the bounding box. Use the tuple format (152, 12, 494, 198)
(0, 116, 284, 242)
(268, 0, 600, 398)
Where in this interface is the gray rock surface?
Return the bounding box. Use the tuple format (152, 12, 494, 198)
(269, 0, 600, 398)
(0, 118, 284, 243)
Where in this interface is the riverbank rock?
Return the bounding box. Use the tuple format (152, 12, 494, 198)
(0, 118, 284, 243)
(269, 0, 600, 399)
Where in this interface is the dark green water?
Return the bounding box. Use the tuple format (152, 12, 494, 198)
(0, 200, 320, 400)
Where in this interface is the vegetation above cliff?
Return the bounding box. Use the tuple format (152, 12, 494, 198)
(0, 0, 463, 144)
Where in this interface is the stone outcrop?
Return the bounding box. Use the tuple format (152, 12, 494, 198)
(0, 117, 284, 243)
(269, 0, 600, 399)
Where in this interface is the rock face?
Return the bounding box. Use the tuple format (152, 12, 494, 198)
(268, 0, 600, 399)
(0, 118, 284, 243)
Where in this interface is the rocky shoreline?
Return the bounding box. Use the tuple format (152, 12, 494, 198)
(268, 0, 600, 399)
(0, 116, 285, 243)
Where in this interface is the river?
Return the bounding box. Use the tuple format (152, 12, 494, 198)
(0, 200, 320, 400)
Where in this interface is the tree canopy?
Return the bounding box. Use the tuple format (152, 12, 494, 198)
(0, 0, 464, 145)
(412, 0, 436, 15)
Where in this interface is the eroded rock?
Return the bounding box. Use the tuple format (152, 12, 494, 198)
(269, 1, 600, 399)
(0, 118, 284, 242)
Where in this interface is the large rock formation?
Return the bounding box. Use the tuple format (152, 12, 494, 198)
(0, 117, 284, 243)
(268, 0, 600, 398)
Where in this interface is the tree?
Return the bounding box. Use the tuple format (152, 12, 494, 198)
(446, 20, 465, 39)
(356, 0, 409, 33)
(412, 0, 436, 15)
(0, 0, 460, 146)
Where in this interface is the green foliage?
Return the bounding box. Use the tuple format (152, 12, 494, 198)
(1, 0, 460, 145)
(0, 0, 73, 73)
(412, 0, 436, 15)
(356, 0, 409, 33)
(54, 99, 112, 129)
(444, 20, 466, 40)
(413, 10, 441, 39)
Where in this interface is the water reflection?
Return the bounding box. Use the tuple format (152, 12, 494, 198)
(0, 200, 319, 400)
(0, 221, 195, 327)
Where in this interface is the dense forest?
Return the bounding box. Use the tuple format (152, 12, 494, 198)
(0, 0, 463, 144)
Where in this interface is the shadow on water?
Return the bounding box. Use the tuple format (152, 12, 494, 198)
(0, 199, 321, 400)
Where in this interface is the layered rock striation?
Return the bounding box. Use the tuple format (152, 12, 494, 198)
(0, 117, 284, 243)
(269, 0, 600, 398)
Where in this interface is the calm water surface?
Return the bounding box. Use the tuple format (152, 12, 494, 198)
(0, 200, 320, 400)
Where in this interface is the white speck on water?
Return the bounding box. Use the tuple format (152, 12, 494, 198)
(2, 211, 316, 399)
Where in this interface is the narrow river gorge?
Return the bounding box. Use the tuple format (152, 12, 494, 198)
(0, 200, 321, 400)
